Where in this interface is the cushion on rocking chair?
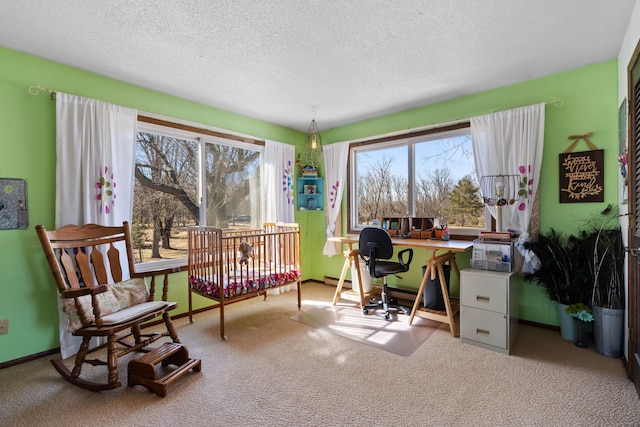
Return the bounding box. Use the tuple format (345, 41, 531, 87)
(100, 300, 172, 325)
(62, 277, 166, 332)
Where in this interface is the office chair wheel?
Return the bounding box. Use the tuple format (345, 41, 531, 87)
(384, 313, 391, 321)
(362, 308, 369, 315)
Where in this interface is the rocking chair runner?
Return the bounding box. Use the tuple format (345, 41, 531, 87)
(36, 221, 200, 393)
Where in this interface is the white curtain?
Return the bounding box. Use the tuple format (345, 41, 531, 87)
(471, 103, 545, 272)
(322, 141, 350, 256)
(263, 140, 295, 294)
(55, 93, 138, 358)
(263, 140, 295, 223)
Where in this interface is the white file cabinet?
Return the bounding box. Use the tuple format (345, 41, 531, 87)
(460, 268, 518, 355)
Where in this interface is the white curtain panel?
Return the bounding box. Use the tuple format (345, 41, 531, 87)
(471, 103, 545, 272)
(322, 141, 350, 256)
(263, 140, 295, 294)
(55, 93, 138, 358)
(471, 103, 545, 238)
(263, 140, 295, 224)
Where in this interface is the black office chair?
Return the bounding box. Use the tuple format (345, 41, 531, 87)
(359, 227, 413, 320)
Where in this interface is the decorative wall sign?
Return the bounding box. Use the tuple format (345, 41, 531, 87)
(0, 178, 28, 229)
(559, 149, 604, 203)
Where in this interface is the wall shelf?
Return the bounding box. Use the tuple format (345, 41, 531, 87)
(297, 177, 324, 211)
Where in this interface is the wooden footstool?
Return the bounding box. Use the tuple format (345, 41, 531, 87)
(128, 342, 201, 397)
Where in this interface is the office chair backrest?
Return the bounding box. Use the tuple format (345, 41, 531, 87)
(359, 227, 394, 261)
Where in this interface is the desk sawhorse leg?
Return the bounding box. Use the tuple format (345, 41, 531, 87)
(408, 251, 461, 337)
(332, 248, 381, 308)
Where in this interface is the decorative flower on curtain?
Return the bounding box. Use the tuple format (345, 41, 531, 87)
(282, 160, 294, 205)
(329, 180, 340, 209)
(95, 165, 116, 214)
(517, 164, 533, 212)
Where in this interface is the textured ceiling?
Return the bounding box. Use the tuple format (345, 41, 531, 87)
(0, 1, 636, 132)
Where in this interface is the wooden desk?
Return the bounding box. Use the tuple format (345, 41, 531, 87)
(328, 235, 473, 336)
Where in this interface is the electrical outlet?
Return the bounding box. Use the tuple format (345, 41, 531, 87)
(0, 319, 8, 335)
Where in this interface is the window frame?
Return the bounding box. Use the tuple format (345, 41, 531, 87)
(347, 121, 490, 238)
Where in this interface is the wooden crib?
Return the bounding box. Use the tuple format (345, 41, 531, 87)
(187, 222, 301, 339)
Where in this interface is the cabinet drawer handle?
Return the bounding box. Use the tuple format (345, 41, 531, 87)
(476, 328, 490, 336)
(476, 295, 490, 303)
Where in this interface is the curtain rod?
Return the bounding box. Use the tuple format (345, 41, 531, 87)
(546, 97, 564, 108)
(28, 83, 56, 99)
(343, 97, 564, 146)
(496, 97, 564, 111)
(29, 82, 564, 131)
(28, 83, 265, 146)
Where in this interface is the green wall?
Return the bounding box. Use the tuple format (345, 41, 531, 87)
(0, 44, 620, 364)
(317, 59, 620, 327)
(0, 47, 306, 363)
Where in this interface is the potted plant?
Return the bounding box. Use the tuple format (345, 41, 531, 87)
(565, 302, 594, 348)
(523, 229, 592, 341)
(577, 204, 625, 357)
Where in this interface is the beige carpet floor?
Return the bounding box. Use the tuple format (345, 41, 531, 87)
(291, 302, 444, 356)
(1, 281, 640, 426)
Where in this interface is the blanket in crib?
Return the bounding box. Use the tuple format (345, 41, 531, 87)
(189, 267, 301, 299)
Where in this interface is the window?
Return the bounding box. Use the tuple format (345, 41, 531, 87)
(132, 119, 263, 265)
(349, 123, 487, 235)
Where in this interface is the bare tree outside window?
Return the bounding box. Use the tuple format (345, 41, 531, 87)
(132, 127, 262, 264)
(415, 168, 455, 220)
(134, 132, 199, 260)
(204, 143, 261, 228)
(350, 126, 486, 233)
(356, 152, 408, 224)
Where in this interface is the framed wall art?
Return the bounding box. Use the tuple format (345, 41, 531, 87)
(0, 178, 28, 230)
(559, 149, 604, 203)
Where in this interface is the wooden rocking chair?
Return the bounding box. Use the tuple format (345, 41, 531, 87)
(36, 222, 201, 394)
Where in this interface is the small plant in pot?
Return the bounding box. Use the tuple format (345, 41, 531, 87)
(565, 302, 593, 348)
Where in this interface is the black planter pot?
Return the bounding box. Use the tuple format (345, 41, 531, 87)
(572, 318, 590, 348)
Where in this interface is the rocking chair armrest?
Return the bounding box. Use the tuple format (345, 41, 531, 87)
(60, 284, 113, 329)
(131, 266, 182, 279)
(131, 264, 184, 302)
(60, 284, 110, 299)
